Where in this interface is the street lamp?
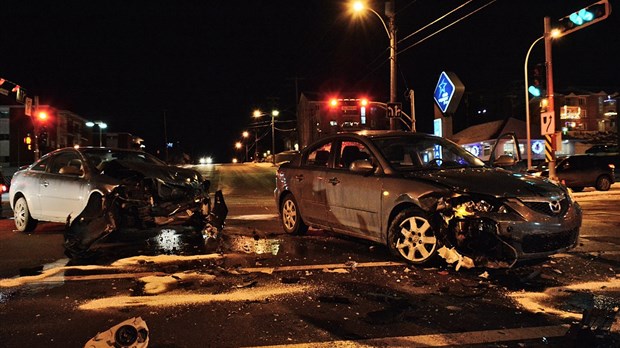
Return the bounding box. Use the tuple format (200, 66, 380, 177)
(86, 121, 108, 147)
(352, 0, 397, 130)
(252, 109, 279, 164)
(524, 30, 560, 170)
(242, 131, 250, 162)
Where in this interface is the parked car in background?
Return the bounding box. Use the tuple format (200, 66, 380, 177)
(9, 147, 226, 257)
(275, 131, 581, 268)
(543, 155, 616, 191)
(585, 144, 618, 154)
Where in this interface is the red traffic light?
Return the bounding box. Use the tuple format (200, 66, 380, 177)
(37, 111, 48, 121)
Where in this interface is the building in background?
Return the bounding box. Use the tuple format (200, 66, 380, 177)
(0, 104, 145, 172)
(297, 93, 389, 148)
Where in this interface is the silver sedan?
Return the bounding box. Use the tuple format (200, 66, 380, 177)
(275, 131, 581, 267)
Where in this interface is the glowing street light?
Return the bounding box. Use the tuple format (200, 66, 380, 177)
(86, 121, 108, 147)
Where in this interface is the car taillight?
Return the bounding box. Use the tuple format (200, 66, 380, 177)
(0, 185, 6, 192)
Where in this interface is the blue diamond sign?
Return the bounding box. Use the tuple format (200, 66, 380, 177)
(433, 71, 465, 115)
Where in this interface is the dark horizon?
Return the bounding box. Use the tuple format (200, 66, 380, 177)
(2, 0, 618, 162)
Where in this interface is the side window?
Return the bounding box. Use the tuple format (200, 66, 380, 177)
(49, 152, 82, 175)
(30, 157, 51, 172)
(337, 141, 371, 169)
(305, 142, 332, 167)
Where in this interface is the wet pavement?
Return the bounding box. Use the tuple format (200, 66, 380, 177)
(1, 166, 620, 347)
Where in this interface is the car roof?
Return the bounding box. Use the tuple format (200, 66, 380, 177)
(339, 130, 437, 140)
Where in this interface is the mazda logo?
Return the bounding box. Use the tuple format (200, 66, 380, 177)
(549, 200, 562, 214)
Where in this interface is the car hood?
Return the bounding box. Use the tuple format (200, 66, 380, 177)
(102, 160, 202, 185)
(403, 167, 565, 199)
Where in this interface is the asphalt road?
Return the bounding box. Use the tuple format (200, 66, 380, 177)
(0, 163, 619, 347)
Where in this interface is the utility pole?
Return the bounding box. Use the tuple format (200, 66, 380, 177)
(33, 96, 41, 161)
(387, 0, 397, 130)
(409, 89, 416, 132)
(544, 17, 557, 180)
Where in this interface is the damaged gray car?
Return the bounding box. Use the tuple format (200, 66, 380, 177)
(9, 147, 226, 258)
(275, 131, 581, 268)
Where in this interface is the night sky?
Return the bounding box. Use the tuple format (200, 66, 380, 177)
(2, 1, 619, 162)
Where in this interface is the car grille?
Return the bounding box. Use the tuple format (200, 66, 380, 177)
(522, 228, 578, 253)
(523, 199, 569, 216)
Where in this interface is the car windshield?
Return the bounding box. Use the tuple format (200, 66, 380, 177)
(372, 135, 485, 171)
(81, 148, 166, 172)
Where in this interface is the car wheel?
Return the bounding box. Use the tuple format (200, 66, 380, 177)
(570, 187, 584, 192)
(595, 175, 612, 191)
(388, 207, 438, 265)
(280, 194, 308, 235)
(14, 196, 38, 233)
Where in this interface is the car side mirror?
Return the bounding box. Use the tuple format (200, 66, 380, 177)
(350, 159, 375, 174)
(493, 155, 516, 167)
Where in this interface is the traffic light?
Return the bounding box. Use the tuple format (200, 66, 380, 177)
(24, 134, 32, 151)
(554, 0, 611, 37)
(39, 127, 48, 149)
(37, 111, 48, 122)
(528, 63, 545, 97)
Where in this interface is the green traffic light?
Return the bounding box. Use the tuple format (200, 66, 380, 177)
(528, 86, 541, 97)
(569, 9, 594, 25)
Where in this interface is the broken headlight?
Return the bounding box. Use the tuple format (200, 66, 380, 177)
(449, 196, 509, 217)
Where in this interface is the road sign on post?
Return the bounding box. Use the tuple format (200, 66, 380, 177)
(25, 97, 33, 116)
(386, 102, 402, 118)
(541, 111, 555, 135)
(433, 71, 465, 115)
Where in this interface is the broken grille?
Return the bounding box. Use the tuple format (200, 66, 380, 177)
(523, 199, 569, 216)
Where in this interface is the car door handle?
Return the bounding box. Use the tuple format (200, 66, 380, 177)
(41, 180, 49, 187)
(294, 174, 304, 182)
(328, 177, 340, 185)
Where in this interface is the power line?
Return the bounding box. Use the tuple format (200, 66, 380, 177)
(397, 0, 474, 45)
(398, 0, 497, 55)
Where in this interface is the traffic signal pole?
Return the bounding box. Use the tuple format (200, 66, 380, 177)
(544, 17, 557, 180)
(388, 0, 398, 131)
(33, 96, 41, 161)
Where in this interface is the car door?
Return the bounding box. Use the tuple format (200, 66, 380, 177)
(38, 151, 90, 222)
(324, 139, 383, 239)
(21, 156, 53, 218)
(296, 141, 332, 226)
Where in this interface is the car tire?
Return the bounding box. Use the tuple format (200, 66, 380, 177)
(388, 207, 438, 265)
(14, 196, 38, 233)
(595, 175, 612, 191)
(280, 194, 308, 235)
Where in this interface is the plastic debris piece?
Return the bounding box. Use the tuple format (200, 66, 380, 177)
(84, 317, 149, 348)
(322, 268, 349, 274)
(478, 271, 490, 279)
(437, 246, 475, 271)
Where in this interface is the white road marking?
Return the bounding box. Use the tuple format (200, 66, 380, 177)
(239, 261, 406, 274)
(245, 325, 569, 347)
(228, 213, 279, 220)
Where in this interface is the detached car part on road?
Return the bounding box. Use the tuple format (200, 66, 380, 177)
(9, 147, 227, 258)
(275, 131, 581, 268)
